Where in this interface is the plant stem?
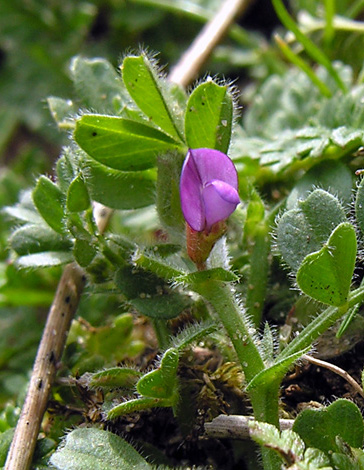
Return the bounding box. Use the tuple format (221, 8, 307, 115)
(272, 0, 347, 93)
(153, 318, 171, 349)
(192, 280, 265, 382)
(274, 34, 332, 97)
(324, 0, 335, 47)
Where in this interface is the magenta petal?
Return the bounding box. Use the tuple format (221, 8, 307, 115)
(180, 151, 205, 231)
(202, 180, 240, 229)
(188, 148, 238, 190)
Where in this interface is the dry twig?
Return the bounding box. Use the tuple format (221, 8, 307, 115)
(205, 415, 294, 440)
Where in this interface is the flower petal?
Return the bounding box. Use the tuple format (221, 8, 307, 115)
(188, 148, 238, 190)
(202, 180, 240, 229)
(180, 150, 205, 231)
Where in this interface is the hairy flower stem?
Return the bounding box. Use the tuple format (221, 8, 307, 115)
(192, 280, 281, 469)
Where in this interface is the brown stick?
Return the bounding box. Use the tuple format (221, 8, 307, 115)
(302, 354, 364, 399)
(4, 263, 85, 469)
(169, 0, 250, 87)
(5, 1, 249, 468)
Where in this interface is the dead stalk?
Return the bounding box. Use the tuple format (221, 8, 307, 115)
(205, 415, 294, 440)
(302, 354, 364, 399)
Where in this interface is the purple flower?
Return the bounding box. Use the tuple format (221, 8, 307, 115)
(180, 148, 240, 232)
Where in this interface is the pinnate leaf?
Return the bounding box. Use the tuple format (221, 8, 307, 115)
(122, 54, 183, 141)
(185, 80, 233, 153)
(32, 176, 65, 234)
(75, 115, 182, 171)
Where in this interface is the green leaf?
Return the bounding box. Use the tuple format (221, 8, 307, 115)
(75, 115, 183, 171)
(0, 428, 14, 466)
(89, 367, 141, 391)
(82, 157, 156, 210)
(293, 399, 364, 454)
(16, 251, 73, 268)
(277, 189, 347, 272)
(47, 97, 76, 129)
(56, 150, 76, 192)
(287, 160, 353, 210)
(50, 427, 151, 470)
(296, 222, 356, 306)
(70, 56, 127, 113)
(355, 176, 364, 236)
(136, 348, 179, 399)
(66, 175, 90, 212)
(32, 176, 66, 234)
(73, 239, 96, 268)
(107, 397, 169, 419)
(249, 421, 332, 469)
(246, 347, 310, 391)
(185, 80, 233, 153)
(10, 224, 72, 256)
(122, 55, 183, 141)
(130, 293, 191, 320)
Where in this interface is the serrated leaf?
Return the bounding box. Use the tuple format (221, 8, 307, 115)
(70, 56, 127, 113)
(75, 115, 183, 171)
(293, 399, 364, 454)
(89, 367, 141, 391)
(10, 224, 72, 256)
(122, 55, 183, 141)
(185, 80, 233, 153)
(32, 176, 65, 234)
(81, 157, 156, 210)
(16, 251, 73, 268)
(277, 189, 346, 272)
(296, 222, 356, 306)
(66, 175, 90, 212)
(50, 427, 151, 470)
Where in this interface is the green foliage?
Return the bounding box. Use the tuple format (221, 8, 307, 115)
(50, 428, 152, 470)
(296, 222, 356, 306)
(74, 115, 182, 171)
(184, 80, 233, 152)
(122, 54, 184, 141)
(293, 399, 364, 454)
(277, 189, 347, 272)
(6, 2, 364, 469)
(249, 420, 332, 469)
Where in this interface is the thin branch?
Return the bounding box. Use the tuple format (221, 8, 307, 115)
(4, 208, 112, 470)
(302, 354, 364, 399)
(204, 415, 294, 440)
(5, 1, 250, 468)
(169, 0, 251, 87)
